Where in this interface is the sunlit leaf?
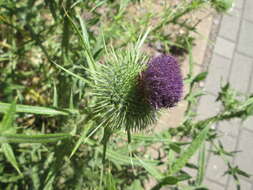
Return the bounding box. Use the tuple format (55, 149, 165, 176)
(0, 133, 71, 143)
(136, 156, 163, 180)
(0, 102, 77, 116)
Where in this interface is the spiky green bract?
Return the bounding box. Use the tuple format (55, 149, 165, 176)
(89, 46, 158, 131)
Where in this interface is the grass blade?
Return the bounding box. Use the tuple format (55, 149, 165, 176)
(69, 122, 93, 158)
(53, 81, 58, 108)
(2, 143, 21, 174)
(62, 7, 95, 73)
(104, 148, 159, 166)
(77, 15, 96, 73)
(0, 102, 77, 116)
(52, 61, 90, 84)
(104, 171, 117, 190)
(196, 144, 206, 185)
(0, 101, 16, 133)
(0, 133, 71, 143)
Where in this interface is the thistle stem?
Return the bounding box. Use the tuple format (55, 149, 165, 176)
(102, 141, 107, 164)
(101, 127, 111, 164)
(127, 128, 131, 143)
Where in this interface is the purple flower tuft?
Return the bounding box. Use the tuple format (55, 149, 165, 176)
(141, 55, 183, 109)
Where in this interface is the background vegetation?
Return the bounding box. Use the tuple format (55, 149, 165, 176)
(0, 0, 251, 190)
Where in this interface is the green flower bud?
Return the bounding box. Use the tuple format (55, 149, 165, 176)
(89, 47, 157, 132)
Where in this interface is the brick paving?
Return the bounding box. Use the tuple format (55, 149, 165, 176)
(197, 0, 253, 189)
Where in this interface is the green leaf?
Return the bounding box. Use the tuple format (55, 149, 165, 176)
(45, 0, 57, 21)
(150, 176, 179, 190)
(196, 144, 206, 185)
(185, 91, 205, 102)
(212, 0, 234, 12)
(169, 143, 181, 154)
(1, 143, 21, 174)
(169, 126, 209, 175)
(0, 101, 16, 134)
(0, 102, 77, 116)
(192, 72, 208, 84)
(62, 8, 95, 73)
(168, 150, 175, 163)
(53, 81, 58, 108)
(0, 133, 71, 143)
(125, 133, 171, 144)
(105, 171, 117, 190)
(125, 180, 143, 190)
(235, 167, 251, 178)
(78, 15, 90, 51)
(104, 148, 159, 167)
(240, 97, 253, 109)
(52, 61, 90, 84)
(177, 173, 192, 181)
(160, 176, 178, 185)
(136, 156, 163, 180)
(69, 122, 93, 158)
(186, 163, 198, 170)
(0, 174, 23, 183)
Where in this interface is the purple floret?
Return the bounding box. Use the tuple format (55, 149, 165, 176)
(141, 55, 183, 109)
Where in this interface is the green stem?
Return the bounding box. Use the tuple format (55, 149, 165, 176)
(127, 128, 131, 143)
(101, 127, 112, 163)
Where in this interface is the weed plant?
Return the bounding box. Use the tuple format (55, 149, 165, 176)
(1, 0, 249, 190)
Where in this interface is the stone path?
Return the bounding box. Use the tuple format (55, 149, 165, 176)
(197, 0, 253, 189)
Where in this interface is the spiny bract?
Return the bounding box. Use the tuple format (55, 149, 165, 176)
(90, 48, 157, 131)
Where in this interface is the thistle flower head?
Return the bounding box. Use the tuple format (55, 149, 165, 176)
(141, 55, 183, 109)
(89, 40, 183, 132)
(89, 46, 157, 131)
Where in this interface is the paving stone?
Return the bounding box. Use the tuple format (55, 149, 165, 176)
(227, 177, 252, 190)
(244, 0, 253, 22)
(203, 179, 226, 190)
(198, 2, 253, 187)
(219, 9, 241, 41)
(206, 135, 236, 185)
(219, 132, 238, 152)
(235, 129, 253, 175)
(217, 119, 241, 137)
(229, 53, 252, 93)
(214, 37, 235, 59)
(242, 117, 253, 132)
(234, 0, 244, 9)
(196, 94, 221, 120)
(238, 20, 253, 57)
(249, 71, 253, 93)
(204, 54, 231, 95)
